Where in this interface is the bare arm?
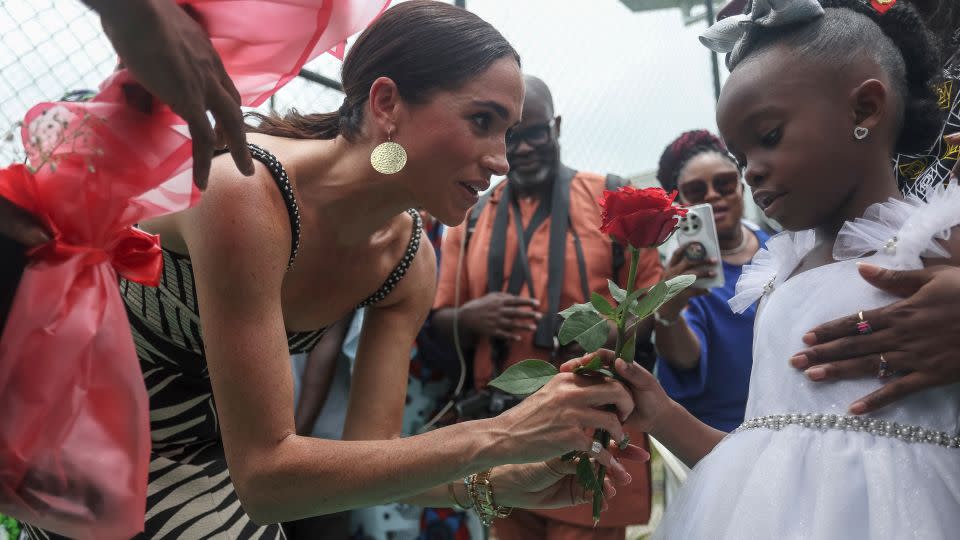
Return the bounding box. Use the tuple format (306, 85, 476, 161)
(653, 246, 713, 371)
(294, 316, 351, 436)
(562, 352, 725, 468)
(341, 228, 437, 441)
(653, 316, 703, 371)
(181, 172, 502, 521)
(180, 166, 636, 523)
(647, 399, 726, 468)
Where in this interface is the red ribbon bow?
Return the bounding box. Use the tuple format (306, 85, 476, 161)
(28, 226, 162, 287)
(0, 164, 162, 286)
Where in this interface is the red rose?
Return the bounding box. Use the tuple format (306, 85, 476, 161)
(598, 186, 687, 249)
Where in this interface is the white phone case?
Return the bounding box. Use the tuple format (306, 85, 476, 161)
(674, 203, 724, 289)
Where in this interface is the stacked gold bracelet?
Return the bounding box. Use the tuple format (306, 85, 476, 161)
(464, 469, 512, 526)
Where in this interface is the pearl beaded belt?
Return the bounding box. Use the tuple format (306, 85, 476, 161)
(733, 413, 960, 448)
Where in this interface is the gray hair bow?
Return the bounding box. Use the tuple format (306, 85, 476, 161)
(700, 0, 825, 68)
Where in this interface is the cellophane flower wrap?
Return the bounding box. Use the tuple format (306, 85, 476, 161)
(0, 1, 388, 538)
(490, 186, 692, 525)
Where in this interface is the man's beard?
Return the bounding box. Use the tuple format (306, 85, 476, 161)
(509, 164, 554, 191)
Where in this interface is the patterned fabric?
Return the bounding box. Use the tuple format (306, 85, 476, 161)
(897, 36, 960, 195)
(25, 145, 419, 540)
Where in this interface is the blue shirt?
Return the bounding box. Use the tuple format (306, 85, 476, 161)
(656, 227, 770, 432)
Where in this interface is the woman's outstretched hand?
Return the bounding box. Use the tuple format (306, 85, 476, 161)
(791, 263, 960, 414)
(490, 369, 635, 468)
(490, 443, 648, 511)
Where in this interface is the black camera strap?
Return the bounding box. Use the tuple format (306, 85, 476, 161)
(505, 195, 549, 298)
(487, 166, 589, 354)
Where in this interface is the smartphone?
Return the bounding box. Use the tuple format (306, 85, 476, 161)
(675, 203, 724, 289)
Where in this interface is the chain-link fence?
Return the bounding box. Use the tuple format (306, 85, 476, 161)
(0, 0, 352, 166)
(1, 0, 723, 182)
(468, 0, 726, 185)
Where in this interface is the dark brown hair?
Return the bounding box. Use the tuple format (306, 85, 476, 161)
(246, 0, 520, 141)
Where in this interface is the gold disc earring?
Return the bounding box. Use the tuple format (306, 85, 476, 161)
(370, 130, 407, 174)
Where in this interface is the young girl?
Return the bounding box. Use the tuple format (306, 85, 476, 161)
(567, 1, 960, 537)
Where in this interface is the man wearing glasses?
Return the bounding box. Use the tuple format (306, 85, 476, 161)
(431, 76, 660, 540)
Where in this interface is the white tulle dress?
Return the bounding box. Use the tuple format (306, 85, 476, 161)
(654, 184, 960, 539)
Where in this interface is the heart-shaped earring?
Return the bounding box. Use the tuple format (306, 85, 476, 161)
(854, 126, 870, 140)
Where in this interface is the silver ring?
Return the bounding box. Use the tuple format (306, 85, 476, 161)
(590, 440, 603, 454)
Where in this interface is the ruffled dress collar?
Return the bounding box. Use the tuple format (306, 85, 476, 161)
(728, 182, 960, 314)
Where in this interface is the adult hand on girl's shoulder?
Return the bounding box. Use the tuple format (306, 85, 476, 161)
(791, 263, 960, 414)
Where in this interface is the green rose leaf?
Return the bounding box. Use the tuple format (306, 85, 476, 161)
(488, 359, 558, 395)
(608, 279, 627, 303)
(617, 285, 649, 316)
(558, 310, 609, 352)
(576, 456, 602, 492)
(630, 274, 696, 320)
(665, 273, 697, 296)
(573, 354, 603, 374)
(590, 292, 615, 317)
(559, 302, 596, 320)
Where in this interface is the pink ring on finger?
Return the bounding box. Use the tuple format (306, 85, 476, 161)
(856, 311, 873, 335)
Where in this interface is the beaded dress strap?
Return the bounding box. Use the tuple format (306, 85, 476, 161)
(356, 209, 422, 309)
(247, 143, 301, 270)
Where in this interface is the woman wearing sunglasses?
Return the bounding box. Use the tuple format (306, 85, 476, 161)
(651, 130, 769, 432)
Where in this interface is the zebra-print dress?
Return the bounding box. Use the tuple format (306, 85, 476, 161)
(26, 144, 422, 540)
